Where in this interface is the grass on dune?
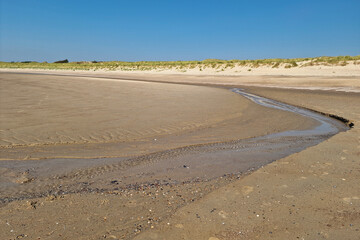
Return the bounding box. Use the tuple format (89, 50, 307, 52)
(1, 55, 359, 71)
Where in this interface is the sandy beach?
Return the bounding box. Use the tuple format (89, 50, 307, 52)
(0, 68, 359, 239)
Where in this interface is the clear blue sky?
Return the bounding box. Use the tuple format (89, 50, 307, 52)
(1, 0, 359, 62)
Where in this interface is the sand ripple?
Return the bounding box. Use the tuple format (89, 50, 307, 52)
(0, 73, 244, 149)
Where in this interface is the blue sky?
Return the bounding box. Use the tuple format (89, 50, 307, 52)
(1, 0, 359, 62)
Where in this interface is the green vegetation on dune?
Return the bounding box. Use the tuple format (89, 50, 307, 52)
(0, 55, 359, 71)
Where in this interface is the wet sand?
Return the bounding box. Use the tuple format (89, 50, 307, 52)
(0, 70, 359, 240)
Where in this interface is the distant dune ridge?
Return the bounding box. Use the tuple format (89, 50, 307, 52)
(1, 55, 359, 76)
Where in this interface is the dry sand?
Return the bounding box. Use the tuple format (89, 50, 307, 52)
(3, 67, 360, 93)
(0, 68, 359, 240)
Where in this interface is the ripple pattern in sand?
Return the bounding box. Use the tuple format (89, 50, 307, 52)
(0, 74, 244, 148)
